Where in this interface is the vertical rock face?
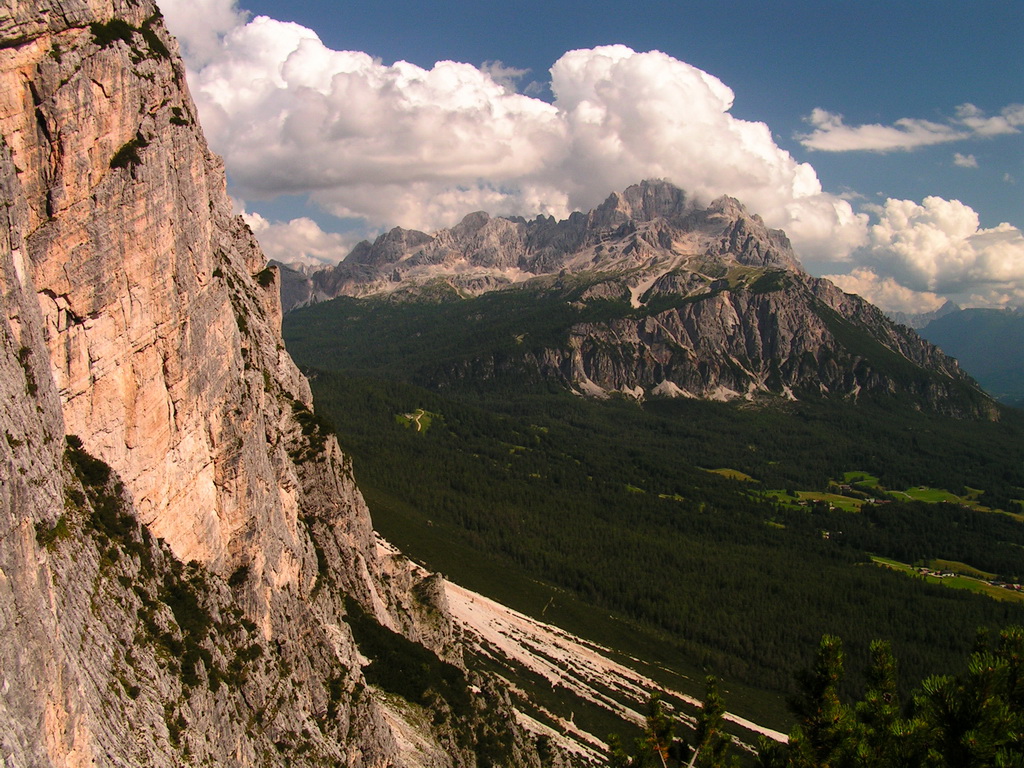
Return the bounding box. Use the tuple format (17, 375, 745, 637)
(4, 0, 298, 577)
(0, 3, 527, 766)
(0, 0, 413, 628)
(0, 113, 76, 767)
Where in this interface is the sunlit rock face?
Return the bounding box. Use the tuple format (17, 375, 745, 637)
(2, 0, 305, 575)
(0, 3, 521, 766)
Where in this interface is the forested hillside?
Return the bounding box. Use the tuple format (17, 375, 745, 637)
(284, 294, 1024, 727)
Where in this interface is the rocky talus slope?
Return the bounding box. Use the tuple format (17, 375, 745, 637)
(0, 3, 545, 766)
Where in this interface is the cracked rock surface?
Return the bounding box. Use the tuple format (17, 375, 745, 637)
(0, 3, 538, 766)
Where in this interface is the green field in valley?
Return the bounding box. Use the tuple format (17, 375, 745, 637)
(767, 470, 1020, 519)
(871, 556, 1024, 603)
(395, 408, 438, 432)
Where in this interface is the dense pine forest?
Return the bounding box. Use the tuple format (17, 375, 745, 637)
(613, 627, 1024, 767)
(283, 293, 1024, 726)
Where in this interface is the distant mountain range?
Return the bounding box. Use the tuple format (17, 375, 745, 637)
(279, 180, 800, 306)
(915, 308, 1024, 408)
(887, 300, 961, 330)
(278, 180, 995, 419)
(881, 301, 1024, 408)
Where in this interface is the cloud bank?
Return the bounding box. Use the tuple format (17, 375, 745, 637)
(161, 0, 1024, 312)
(160, 1, 866, 265)
(242, 212, 361, 267)
(160, 0, 248, 67)
(829, 197, 1024, 310)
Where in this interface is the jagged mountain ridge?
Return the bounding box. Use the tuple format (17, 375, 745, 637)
(287, 181, 991, 418)
(0, 3, 547, 766)
(886, 299, 961, 330)
(306, 181, 800, 301)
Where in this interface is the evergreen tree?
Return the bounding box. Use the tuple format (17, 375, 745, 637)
(851, 640, 917, 767)
(606, 733, 635, 768)
(766, 627, 1024, 768)
(641, 694, 675, 768)
(993, 626, 1024, 725)
(914, 627, 1024, 767)
(787, 635, 854, 768)
(612, 626, 1024, 768)
(754, 736, 790, 768)
(691, 676, 734, 768)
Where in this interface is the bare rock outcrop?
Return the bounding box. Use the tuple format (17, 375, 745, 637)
(299, 179, 804, 306)
(0, 2, 540, 766)
(414, 265, 993, 418)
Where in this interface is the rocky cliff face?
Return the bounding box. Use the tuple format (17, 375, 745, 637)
(507, 271, 989, 416)
(0, 3, 543, 766)
(398, 267, 993, 419)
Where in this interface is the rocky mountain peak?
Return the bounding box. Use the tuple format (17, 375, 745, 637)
(594, 179, 691, 224)
(349, 225, 432, 268)
(689, 194, 801, 271)
(435, 210, 529, 269)
(300, 180, 808, 305)
(705, 194, 746, 218)
(452, 209, 492, 233)
(887, 298, 961, 329)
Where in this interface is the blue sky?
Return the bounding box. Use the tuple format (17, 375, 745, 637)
(162, 0, 1024, 311)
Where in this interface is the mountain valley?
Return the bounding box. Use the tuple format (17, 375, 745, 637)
(281, 189, 1024, 749)
(1, 1, 1022, 766)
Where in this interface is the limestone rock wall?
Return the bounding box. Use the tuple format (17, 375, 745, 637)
(0, 2, 518, 766)
(3, 0, 299, 578)
(0, 0, 446, 635)
(0, 114, 74, 768)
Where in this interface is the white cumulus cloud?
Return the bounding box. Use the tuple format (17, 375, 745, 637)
(480, 60, 531, 91)
(956, 103, 1024, 137)
(161, 1, 1023, 309)
(797, 108, 968, 152)
(824, 267, 946, 314)
(953, 153, 978, 168)
(242, 212, 363, 267)
(160, 0, 249, 68)
(160, 3, 867, 265)
(847, 197, 1024, 308)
